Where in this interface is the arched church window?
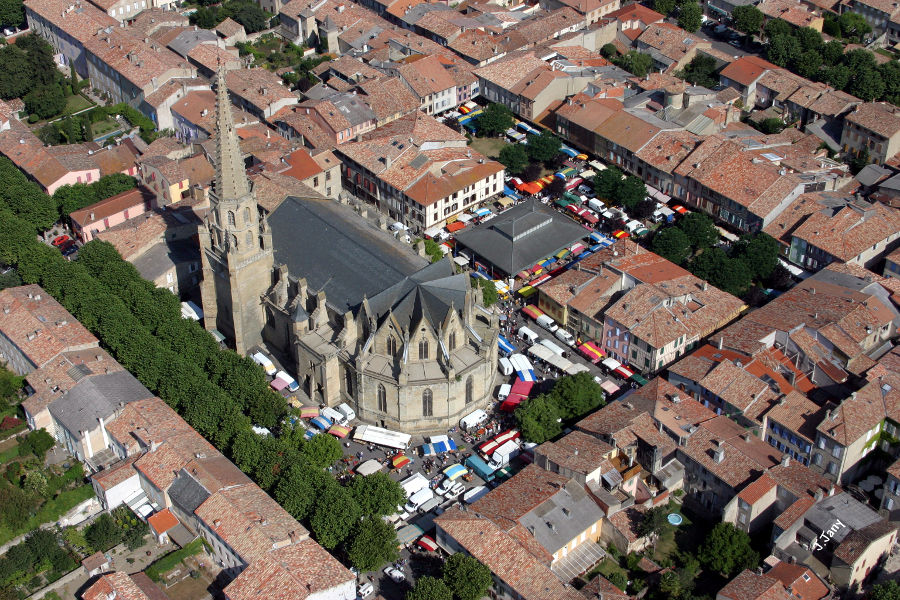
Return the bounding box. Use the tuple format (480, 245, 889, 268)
(448, 331, 456, 351)
(230, 234, 237, 250)
(387, 336, 397, 356)
(422, 389, 433, 417)
(243, 207, 251, 223)
(377, 384, 387, 412)
(418, 338, 429, 360)
(466, 375, 474, 405)
(245, 231, 252, 247)
(228, 211, 235, 227)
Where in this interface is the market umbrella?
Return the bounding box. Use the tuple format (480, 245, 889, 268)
(443, 464, 468, 480)
(300, 406, 318, 419)
(328, 424, 351, 438)
(417, 535, 438, 551)
(392, 454, 411, 469)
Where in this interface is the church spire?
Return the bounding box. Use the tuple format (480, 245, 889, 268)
(214, 65, 251, 201)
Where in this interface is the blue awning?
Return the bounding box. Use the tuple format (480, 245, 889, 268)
(475, 208, 491, 217)
(310, 416, 332, 430)
(433, 439, 458, 453)
(421, 443, 436, 456)
(560, 146, 578, 158)
(589, 231, 603, 243)
(516, 369, 536, 382)
(304, 429, 317, 439)
(498, 335, 516, 355)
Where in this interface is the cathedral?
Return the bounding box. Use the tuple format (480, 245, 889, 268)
(199, 68, 499, 433)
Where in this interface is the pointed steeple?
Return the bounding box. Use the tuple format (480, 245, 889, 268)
(214, 66, 251, 202)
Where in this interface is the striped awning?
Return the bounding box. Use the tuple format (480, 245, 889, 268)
(300, 406, 319, 419)
(328, 425, 351, 438)
(310, 416, 332, 430)
(392, 454, 411, 468)
(417, 535, 438, 552)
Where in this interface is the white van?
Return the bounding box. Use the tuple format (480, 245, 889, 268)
(498, 383, 511, 401)
(518, 325, 539, 344)
(460, 409, 488, 431)
(321, 406, 346, 426)
(335, 402, 356, 423)
(499, 356, 514, 376)
(535, 314, 558, 333)
(539, 338, 566, 356)
(554, 329, 576, 347)
(404, 488, 434, 513)
(251, 352, 277, 376)
(275, 370, 299, 393)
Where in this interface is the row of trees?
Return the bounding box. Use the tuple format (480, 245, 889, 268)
(515, 372, 606, 443)
(760, 20, 900, 104)
(0, 0, 23, 29)
(190, 0, 272, 33)
(651, 0, 703, 32)
(651, 212, 786, 298)
(0, 529, 77, 598)
(593, 166, 647, 211)
(407, 555, 493, 600)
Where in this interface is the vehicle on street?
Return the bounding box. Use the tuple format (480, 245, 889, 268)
(251, 352, 277, 376)
(358, 582, 374, 598)
(52, 235, 71, 247)
(383, 566, 406, 583)
(60, 242, 78, 257)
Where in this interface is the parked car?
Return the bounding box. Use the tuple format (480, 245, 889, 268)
(51, 235, 71, 247)
(60, 241, 78, 256)
(383, 566, 405, 583)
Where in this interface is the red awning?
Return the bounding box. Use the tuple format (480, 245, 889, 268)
(521, 305, 544, 320)
(581, 211, 599, 224)
(446, 221, 466, 233)
(417, 536, 438, 551)
(521, 182, 542, 195)
(673, 205, 689, 214)
(566, 204, 579, 214)
(500, 398, 523, 412)
(614, 365, 634, 379)
(510, 379, 533, 396)
(578, 342, 603, 363)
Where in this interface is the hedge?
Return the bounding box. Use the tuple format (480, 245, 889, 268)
(145, 538, 208, 581)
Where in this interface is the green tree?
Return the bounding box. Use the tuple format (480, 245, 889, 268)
(299, 432, 343, 469)
(678, 212, 718, 248)
(274, 463, 332, 520)
(616, 175, 646, 210)
(766, 34, 795, 67)
(0, 0, 23, 28)
(408, 576, 453, 600)
(653, 0, 676, 15)
(822, 39, 845, 66)
(550, 372, 604, 420)
(310, 485, 361, 549)
(732, 233, 779, 279)
(423, 238, 444, 263)
(347, 517, 399, 572)
(757, 117, 785, 134)
(349, 471, 405, 517)
(515, 394, 562, 443)
(617, 51, 653, 78)
(676, 54, 719, 88)
(764, 18, 792, 40)
(85, 513, 122, 552)
(794, 50, 822, 79)
(0, 364, 23, 404)
(637, 506, 669, 538)
(593, 167, 623, 200)
(123, 519, 148, 551)
(838, 11, 872, 42)
(659, 570, 683, 598)
(226, 0, 270, 33)
(871, 581, 900, 600)
(652, 227, 692, 264)
(498, 144, 528, 175)
(698, 522, 759, 577)
(824, 64, 851, 90)
(732, 5, 763, 36)
(607, 571, 628, 591)
(678, 1, 702, 33)
(442, 554, 493, 600)
(24, 84, 65, 119)
(879, 60, 900, 104)
(476, 276, 498, 307)
(795, 27, 822, 51)
(601, 43, 618, 59)
(23, 469, 48, 497)
(478, 103, 514, 137)
(0, 484, 32, 529)
(848, 66, 885, 101)
(525, 130, 562, 164)
(19, 428, 55, 460)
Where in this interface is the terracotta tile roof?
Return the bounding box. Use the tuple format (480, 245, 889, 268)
(762, 191, 832, 247)
(92, 143, 140, 176)
(70, 186, 154, 230)
(356, 76, 423, 122)
(0, 121, 97, 190)
(634, 130, 702, 174)
(91, 455, 140, 491)
(833, 521, 898, 565)
(679, 415, 781, 489)
(215, 17, 244, 38)
(470, 463, 571, 529)
(172, 90, 258, 135)
(765, 562, 829, 600)
(24, 0, 118, 43)
(851, 0, 900, 16)
(636, 23, 708, 65)
(887, 457, 900, 480)
(845, 102, 900, 140)
(580, 575, 631, 600)
(699, 359, 771, 413)
(398, 54, 458, 98)
(592, 108, 663, 155)
(435, 507, 584, 600)
(449, 30, 504, 64)
(606, 506, 646, 543)
(223, 537, 354, 600)
(186, 44, 242, 73)
(279, 148, 325, 182)
(774, 495, 815, 530)
(85, 27, 192, 91)
(766, 461, 835, 499)
(147, 508, 179, 535)
(535, 430, 614, 478)
(606, 2, 664, 25)
(515, 7, 582, 45)
(95, 206, 200, 260)
(667, 353, 717, 384)
(248, 171, 323, 213)
(816, 374, 899, 446)
(738, 473, 777, 505)
(790, 200, 900, 262)
(21, 348, 121, 420)
(83, 572, 159, 600)
(474, 51, 547, 92)
(81, 551, 108, 572)
(566, 269, 620, 319)
(720, 56, 778, 87)
(758, 0, 821, 27)
(765, 390, 827, 443)
(718, 570, 790, 600)
(539, 268, 595, 306)
(0, 285, 98, 370)
(226, 68, 298, 115)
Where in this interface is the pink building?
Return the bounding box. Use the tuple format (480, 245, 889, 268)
(69, 186, 155, 242)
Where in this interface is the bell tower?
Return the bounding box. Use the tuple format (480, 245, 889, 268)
(199, 66, 274, 355)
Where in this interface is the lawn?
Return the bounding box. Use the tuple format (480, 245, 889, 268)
(146, 538, 208, 582)
(64, 94, 94, 115)
(0, 483, 95, 546)
(468, 136, 509, 159)
(0, 441, 20, 465)
(92, 118, 121, 138)
(589, 557, 628, 582)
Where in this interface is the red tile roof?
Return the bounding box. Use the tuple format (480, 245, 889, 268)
(765, 562, 829, 600)
(147, 508, 179, 536)
(737, 473, 777, 505)
(718, 570, 790, 600)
